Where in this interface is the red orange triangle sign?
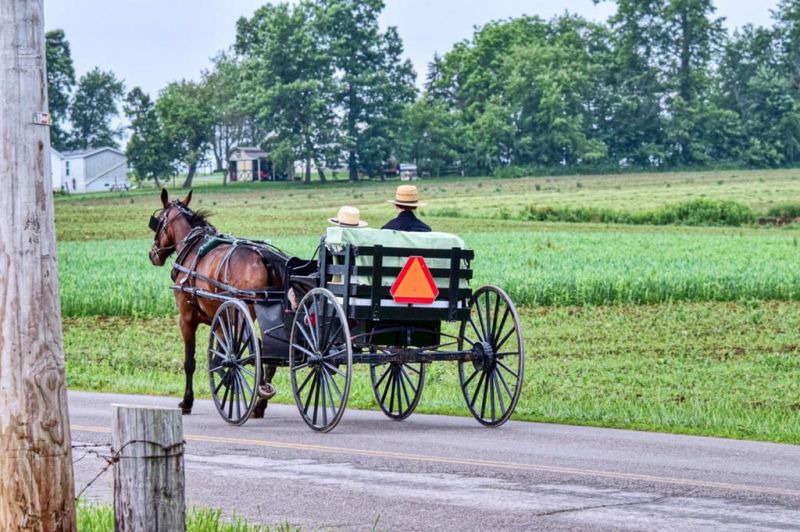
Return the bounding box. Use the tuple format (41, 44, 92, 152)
(390, 256, 439, 304)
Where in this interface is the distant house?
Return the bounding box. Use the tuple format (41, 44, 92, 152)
(50, 149, 63, 191)
(228, 147, 275, 181)
(60, 147, 129, 193)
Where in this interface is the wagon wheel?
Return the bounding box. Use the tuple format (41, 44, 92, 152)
(289, 288, 352, 432)
(207, 300, 262, 426)
(458, 285, 525, 427)
(370, 358, 426, 421)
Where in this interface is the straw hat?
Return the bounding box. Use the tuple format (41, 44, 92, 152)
(329, 206, 368, 227)
(388, 185, 427, 207)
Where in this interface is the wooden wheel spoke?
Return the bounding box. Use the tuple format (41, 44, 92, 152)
(236, 370, 254, 398)
(493, 307, 511, 348)
(379, 368, 394, 406)
(319, 370, 328, 427)
(463, 368, 480, 387)
(492, 370, 506, 416)
(480, 370, 490, 420)
(323, 361, 346, 379)
(490, 293, 501, 343)
(213, 372, 228, 395)
(475, 297, 489, 341)
(323, 363, 344, 400)
(399, 365, 419, 396)
(312, 371, 322, 425)
(468, 316, 484, 342)
(322, 368, 338, 419)
(323, 321, 344, 353)
(496, 359, 519, 379)
(292, 343, 316, 360)
(495, 327, 516, 352)
(238, 353, 256, 365)
(212, 329, 230, 355)
(469, 371, 486, 408)
(388, 368, 398, 414)
(322, 346, 348, 360)
(373, 364, 392, 391)
(488, 372, 497, 421)
(397, 367, 412, 411)
(236, 325, 253, 356)
(484, 291, 492, 339)
(296, 366, 315, 396)
(302, 369, 318, 415)
(495, 365, 514, 400)
(239, 365, 256, 380)
(294, 318, 317, 352)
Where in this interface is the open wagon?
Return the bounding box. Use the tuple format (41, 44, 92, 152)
(205, 228, 525, 432)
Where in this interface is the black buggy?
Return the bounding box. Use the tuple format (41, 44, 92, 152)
(202, 229, 525, 432)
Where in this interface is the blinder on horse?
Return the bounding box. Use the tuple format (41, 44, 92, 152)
(149, 212, 162, 233)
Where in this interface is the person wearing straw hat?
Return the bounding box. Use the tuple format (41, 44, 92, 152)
(382, 185, 431, 232)
(329, 205, 368, 228)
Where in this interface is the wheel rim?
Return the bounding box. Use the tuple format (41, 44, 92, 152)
(208, 301, 262, 425)
(458, 285, 525, 427)
(370, 359, 426, 420)
(289, 289, 352, 432)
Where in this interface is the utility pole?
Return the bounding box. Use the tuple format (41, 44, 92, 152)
(0, 1, 77, 530)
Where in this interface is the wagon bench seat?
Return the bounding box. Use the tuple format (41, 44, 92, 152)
(324, 227, 470, 288)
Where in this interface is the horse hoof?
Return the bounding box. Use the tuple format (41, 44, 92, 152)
(258, 383, 277, 400)
(178, 401, 192, 415)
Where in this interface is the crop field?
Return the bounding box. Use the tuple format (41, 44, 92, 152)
(55, 169, 800, 443)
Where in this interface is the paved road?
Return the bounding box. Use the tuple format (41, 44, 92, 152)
(69, 391, 800, 531)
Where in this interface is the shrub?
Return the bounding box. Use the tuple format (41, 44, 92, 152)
(519, 199, 754, 227)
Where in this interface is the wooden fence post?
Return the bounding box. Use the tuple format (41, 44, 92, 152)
(112, 405, 186, 532)
(0, 1, 77, 530)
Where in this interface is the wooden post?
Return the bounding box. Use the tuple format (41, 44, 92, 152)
(0, 1, 77, 530)
(113, 405, 186, 532)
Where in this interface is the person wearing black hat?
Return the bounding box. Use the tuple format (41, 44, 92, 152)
(382, 185, 431, 232)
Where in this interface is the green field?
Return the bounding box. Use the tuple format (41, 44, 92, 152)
(56, 169, 800, 443)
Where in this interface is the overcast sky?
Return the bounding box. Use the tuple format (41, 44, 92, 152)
(44, 0, 780, 98)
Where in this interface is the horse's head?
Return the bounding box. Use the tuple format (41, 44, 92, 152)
(148, 189, 197, 266)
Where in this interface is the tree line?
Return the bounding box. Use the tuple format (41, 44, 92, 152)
(46, 0, 800, 187)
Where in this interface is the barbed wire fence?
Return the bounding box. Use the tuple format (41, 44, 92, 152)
(71, 439, 185, 501)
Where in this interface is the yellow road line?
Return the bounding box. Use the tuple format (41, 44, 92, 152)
(72, 424, 800, 498)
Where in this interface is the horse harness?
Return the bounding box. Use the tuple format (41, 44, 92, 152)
(171, 228, 290, 318)
(150, 201, 290, 318)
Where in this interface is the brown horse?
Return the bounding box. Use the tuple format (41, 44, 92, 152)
(148, 189, 281, 416)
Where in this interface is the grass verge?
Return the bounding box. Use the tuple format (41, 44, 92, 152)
(76, 501, 296, 531)
(64, 301, 800, 444)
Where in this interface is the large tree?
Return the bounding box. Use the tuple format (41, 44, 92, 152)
(204, 52, 259, 176)
(124, 87, 173, 185)
(235, 1, 336, 183)
(45, 29, 75, 151)
(317, 0, 416, 181)
(660, 0, 726, 164)
(68, 67, 124, 150)
(156, 80, 214, 188)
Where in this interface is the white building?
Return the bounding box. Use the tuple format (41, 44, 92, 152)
(59, 147, 129, 193)
(50, 149, 63, 191)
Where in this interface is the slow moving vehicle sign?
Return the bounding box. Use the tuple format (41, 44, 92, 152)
(390, 256, 439, 304)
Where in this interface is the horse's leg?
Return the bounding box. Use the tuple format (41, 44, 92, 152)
(178, 315, 198, 415)
(252, 364, 277, 418)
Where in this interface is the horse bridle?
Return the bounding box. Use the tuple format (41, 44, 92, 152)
(149, 201, 192, 257)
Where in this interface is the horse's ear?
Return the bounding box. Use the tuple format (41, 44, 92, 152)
(182, 190, 193, 207)
(160, 188, 169, 208)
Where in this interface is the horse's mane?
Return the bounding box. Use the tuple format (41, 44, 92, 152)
(176, 202, 214, 230)
(187, 208, 213, 228)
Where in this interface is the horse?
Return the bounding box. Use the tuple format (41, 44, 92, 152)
(148, 188, 283, 416)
